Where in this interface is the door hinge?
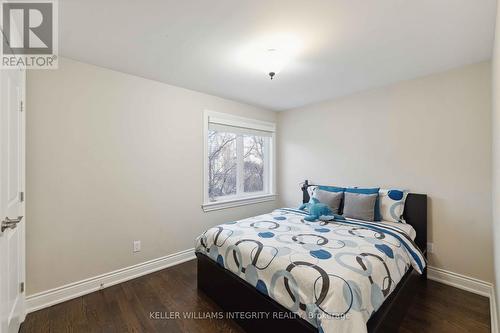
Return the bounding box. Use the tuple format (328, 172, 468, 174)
(19, 100, 23, 112)
(20, 282, 24, 293)
(19, 191, 24, 202)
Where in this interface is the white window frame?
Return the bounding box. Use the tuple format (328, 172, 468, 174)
(202, 110, 277, 212)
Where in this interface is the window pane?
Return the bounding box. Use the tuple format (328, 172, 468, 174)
(208, 130, 237, 200)
(243, 135, 265, 193)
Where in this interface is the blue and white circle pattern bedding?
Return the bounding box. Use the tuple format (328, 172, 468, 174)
(195, 208, 425, 333)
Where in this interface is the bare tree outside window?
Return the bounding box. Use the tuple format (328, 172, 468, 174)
(208, 130, 268, 201)
(208, 130, 237, 199)
(243, 135, 264, 193)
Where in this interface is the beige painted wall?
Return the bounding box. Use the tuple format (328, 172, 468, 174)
(492, 2, 500, 322)
(278, 62, 494, 282)
(26, 58, 278, 295)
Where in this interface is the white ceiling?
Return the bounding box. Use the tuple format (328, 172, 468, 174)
(60, 0, 497, 111)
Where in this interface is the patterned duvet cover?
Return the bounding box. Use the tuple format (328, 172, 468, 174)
(195, 208, 425, 333)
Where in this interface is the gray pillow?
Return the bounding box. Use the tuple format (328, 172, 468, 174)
(312, 189, 343, 214)
(342, 192, 378, 221)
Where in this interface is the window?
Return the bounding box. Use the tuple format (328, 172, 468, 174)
(203, 111, 276, 211)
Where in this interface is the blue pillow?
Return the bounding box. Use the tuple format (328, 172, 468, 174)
(345, 187, 381, 221)
(318, 185, 345, 193)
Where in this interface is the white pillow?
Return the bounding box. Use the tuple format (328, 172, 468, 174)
(379, 189, 408, 223)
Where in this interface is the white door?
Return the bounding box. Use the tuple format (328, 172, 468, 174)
(0, 65, 26, 333)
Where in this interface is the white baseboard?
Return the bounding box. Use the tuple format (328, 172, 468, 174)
(26, 248, 196, 313)
(427, 266, 493, 297)
(427, 266, 497, 333)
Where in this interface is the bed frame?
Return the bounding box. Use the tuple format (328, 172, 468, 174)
(197, 180, 427, 333)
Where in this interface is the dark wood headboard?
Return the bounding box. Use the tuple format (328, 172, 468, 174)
(301, 180, 427, 254)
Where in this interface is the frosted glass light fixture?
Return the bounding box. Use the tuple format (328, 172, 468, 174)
(236, 33, 302, 80)
(264, 48, 285, 80)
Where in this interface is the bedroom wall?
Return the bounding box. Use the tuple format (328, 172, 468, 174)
(492, 2, 500, 323)
(278, 62, 494, 282)
(26, 57, 278, 295)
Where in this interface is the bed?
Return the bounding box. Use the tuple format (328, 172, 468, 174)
(196, 181, 427, 333)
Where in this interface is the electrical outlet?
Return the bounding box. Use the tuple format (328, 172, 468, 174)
(133, 240, 141, 253)
(427, 242, 434, 254)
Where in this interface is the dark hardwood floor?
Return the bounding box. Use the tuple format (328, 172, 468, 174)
(21, 260, 490, 333)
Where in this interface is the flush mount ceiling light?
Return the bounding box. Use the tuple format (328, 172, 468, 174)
(265, 48, 282, 80)
(236, 33, 302, 80)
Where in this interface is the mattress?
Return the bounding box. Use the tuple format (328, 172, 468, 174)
(195, 208, 425, 333)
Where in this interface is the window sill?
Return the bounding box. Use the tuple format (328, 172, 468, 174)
(202, 194, 277, 212)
